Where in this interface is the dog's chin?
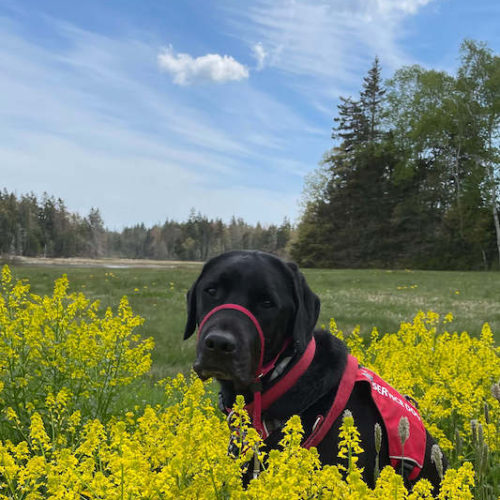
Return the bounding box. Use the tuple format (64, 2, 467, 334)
(193, 363, 253, 389)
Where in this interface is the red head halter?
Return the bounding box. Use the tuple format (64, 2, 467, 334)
(198, 304, 267, 377)
(198, 303, 296, 436)
(197, 304, 316, 438)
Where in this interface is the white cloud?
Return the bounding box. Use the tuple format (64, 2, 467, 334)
(157, 46, 249, 85)
(252, 42, 268, 70)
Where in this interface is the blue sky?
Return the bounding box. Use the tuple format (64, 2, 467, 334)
(1, 0, 498, 229)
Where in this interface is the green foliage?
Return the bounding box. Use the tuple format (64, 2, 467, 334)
(0, 191, 106, 258)
(294, 40, 500, 270)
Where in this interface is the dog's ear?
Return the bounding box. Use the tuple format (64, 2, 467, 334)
(184, 279, 199, 340)
(184, 254, 224, 340)
(287, 261, 320, 353)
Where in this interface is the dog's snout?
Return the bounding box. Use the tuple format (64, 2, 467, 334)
(204, 331, 237, 354)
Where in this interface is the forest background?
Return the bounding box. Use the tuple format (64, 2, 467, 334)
(1, 40, 499, 271)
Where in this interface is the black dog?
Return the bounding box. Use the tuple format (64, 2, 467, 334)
(184, 250, 445, 490)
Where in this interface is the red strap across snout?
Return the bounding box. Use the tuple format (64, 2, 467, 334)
(198, 304, 266, 374)
(197, 303, 272, 436)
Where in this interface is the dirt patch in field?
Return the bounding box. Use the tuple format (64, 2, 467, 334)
(2, 256, 203, 269)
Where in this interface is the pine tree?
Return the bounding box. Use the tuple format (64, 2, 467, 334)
(294, 57, 393, 267)
(360, 56, 386, 144)
(332, 97, 368, 155)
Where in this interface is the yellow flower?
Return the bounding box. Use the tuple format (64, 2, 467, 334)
(29, 413, 51, 452)
(337, 410, 364, 471)
(438, 462, 475, 499)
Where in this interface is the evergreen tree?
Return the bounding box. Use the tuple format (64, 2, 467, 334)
(295, 41, 498, 270)
(295, 57, 393, 267)
(360, 56, 386, 144)
(332, 97, 368, 155)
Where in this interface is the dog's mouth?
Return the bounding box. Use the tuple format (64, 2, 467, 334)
(196, 367, 232, 381)
(193, 361, 254, 388)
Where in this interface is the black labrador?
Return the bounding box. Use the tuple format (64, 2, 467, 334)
(184, 250, 445, 490)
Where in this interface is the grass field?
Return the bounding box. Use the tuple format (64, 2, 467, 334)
(4, 260, 499, 381)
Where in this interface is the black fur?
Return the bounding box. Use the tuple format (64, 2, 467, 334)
(184, 250, 445, 491)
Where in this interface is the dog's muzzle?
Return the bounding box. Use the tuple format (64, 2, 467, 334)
(196, 304, 283, 436)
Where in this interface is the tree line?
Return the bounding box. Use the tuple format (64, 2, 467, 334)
(0, 191, 292, 261)
(292, 40, 500, 270)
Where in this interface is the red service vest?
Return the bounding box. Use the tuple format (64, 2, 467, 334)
(356, 366, 426, 480)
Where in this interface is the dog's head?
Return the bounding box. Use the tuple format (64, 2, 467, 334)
(183, 250, 320, 390)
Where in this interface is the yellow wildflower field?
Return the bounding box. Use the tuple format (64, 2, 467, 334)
(0, 266, 498, 499)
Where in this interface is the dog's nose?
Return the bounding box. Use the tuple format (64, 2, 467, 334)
(204, 331, 237, 354)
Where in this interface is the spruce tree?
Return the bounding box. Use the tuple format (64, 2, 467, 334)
(360, 56, 386, 144)
(294, 57, 393, 267)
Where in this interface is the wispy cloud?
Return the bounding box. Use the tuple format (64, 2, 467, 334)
(221, 0, 436, 94)
(157, 46, 249, 85)
(252, 42, 268, 70)
(376, 0, 435, 15)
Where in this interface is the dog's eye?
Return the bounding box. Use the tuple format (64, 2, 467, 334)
(261, 299, 274, 309)
(205, 287, 217, 297)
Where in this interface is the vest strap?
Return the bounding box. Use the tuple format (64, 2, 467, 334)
(302, 354, 358, 449)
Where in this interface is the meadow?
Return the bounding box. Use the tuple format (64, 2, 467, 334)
(0, 260, 498, 498)
(6, 260, 500, 379)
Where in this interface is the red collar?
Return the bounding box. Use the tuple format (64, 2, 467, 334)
(197, 304, 316, 437)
